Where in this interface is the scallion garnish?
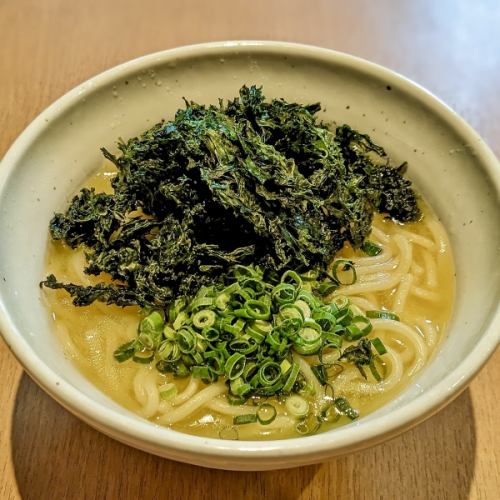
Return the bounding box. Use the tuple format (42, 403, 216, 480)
(132, 351, 155, 364)
(331, 260, 357, 286)
(366, 310, 400, 321)
(311, 365, 327, 386)
(113, 265, 383, 413)
(192, 309, 217, 329)
(225, 353, 246, 380)
(159, 382, 178, 400)
(256, 404, 277, 425)
(233, 414, 258, 425)
(113, 340, 138, 363)
(282, 362, 300, 393)
(361, 240, 382, 256)
(296, 416, 322, 435)
(371, 337, 387, 355)
(285, 395, 309, 418)
(334, 397, 359, 420)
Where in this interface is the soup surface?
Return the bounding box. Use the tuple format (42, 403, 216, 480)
(44, 163, 455, 440)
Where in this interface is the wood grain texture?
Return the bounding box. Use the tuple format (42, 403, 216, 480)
(0, 0, 499, 498)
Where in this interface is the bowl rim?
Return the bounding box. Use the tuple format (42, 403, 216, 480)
(1, 40, 499, 460)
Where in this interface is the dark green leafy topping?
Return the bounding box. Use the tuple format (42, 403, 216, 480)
(338, 338, 384, 381)
(41, 86, 420, 308)
(334, 397, 359, 420)
(42, 274, 139, 307)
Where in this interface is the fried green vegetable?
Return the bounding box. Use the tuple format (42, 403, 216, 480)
(41, 86, 420, 307)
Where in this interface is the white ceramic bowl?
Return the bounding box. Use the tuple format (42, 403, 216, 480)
(1, 41, 499, 471)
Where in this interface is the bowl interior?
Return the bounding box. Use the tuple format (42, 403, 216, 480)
(0, 43, 499, 468)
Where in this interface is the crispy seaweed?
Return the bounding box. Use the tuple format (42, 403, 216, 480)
(41, 86, 420, 307)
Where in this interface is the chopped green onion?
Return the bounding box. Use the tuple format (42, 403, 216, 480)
(230, 377, 252, 397)
(276, 315, 303, 337)
(113, 340, 137, 363)
(201, 327, 219, 342)
(285, 395, 309, 418)
(225, 353, 246, 380)
(192, 365, 217, 383)
(371, 337, 387, 355)
(366, 310, 400, 321)
(369, 361, 382, 382)
(140, 310, 164, 333)
(221, 282, 241, 295)
(157, 340, 180, 361)
(299, 326, 321, 344)
(163, 325, 176, 340)
(173, 361, 190, 378)
(293, 299, 311, 319)
(294, 326, 322, 354)
(361, 240, 382, 256)
(334, 397, 359, 420)
(280, 358, 292, 375)
(279, 303, 304, 321)
(172, 311, 188, 330)
(159, 382, 177, 400)
(311, 364, 327, 385)
(280, 270, 303, 288)
(298, 382, 316, 397)
(119, 265, 384, 402)
(329, 295, 350, 311)
(188, 297, 214, 311)
(332, 260, 357, 285)
(345, 315, 372, 340)
(271, 283, 296, 305)
(318, 404, 340, 423)
(296, 416, 321, 435)
(233, 265, 259, 280)
(240, 277, 266, 294)
(244, 299, 271, 320)
(245, 323, 266, 343)
(167, 297, 186, 324)
(177, 328, 196, 353)
(227, 393, 247, 405)
(233, 414, 258, 425)
(192, 309, 216, 329)
(258, 361, 282, 386)
(132, 351, 155, 364)
(215, 293, 230, 310)
(242, 361, 258, 381)
(296, 289, 320, 308)
(138, 311, 164, 349)
(233, 308, 253, 319)
(254, 380, 284, 396)
(257, 403, 277, 425)
(282, 362, 300, 392)
(315, 281, 338, 297)
(322, 335, 342, 349)
(229, 338, 258, 355)
(312, 309, 336, 333)
(221, 317, 246, 335)
(252, 320, 273, 334)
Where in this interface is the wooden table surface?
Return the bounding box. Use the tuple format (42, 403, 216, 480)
(1, 1, 499, 498)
